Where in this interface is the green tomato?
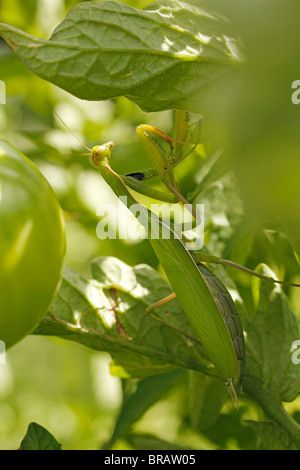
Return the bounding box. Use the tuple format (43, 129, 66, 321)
(0, 138, 66, 349)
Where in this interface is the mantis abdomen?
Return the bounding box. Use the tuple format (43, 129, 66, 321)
(197, 263, 245, 392)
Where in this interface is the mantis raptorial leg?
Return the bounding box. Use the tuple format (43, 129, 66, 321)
(124, 112, 202, 222)
(161, 113, 202, 184)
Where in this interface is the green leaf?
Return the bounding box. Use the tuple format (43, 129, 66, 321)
(187, 371, 228, 431)
(203, 412, 255, 450)
(103, 369, 185, 449)
(126, 433, 194, 450)
(0, 1, 243, 112)
(245, 264, 300, 402)
(34, 257, 211, 378)
(19, 422, 62, 450)
(246, 421, 295, 450)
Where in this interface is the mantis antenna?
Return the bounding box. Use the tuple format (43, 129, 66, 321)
(48, 103, 91, 153)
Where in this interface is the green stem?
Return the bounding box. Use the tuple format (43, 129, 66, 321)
(243, 377, 300, 449)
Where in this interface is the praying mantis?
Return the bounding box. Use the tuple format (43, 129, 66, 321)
(52, 108, 300, 408)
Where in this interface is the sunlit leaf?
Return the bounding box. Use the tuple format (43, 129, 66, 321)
(34, 257, 211, 378)
(0, 0, 243, 112)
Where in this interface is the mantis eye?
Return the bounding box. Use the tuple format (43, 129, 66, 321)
(125, 172, 145, 180)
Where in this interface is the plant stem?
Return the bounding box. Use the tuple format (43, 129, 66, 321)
(243, 377, 300, 449)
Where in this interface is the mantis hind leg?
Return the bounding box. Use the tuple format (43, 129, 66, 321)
(146, 292, 201, 344)
(146, 292, 177, 313)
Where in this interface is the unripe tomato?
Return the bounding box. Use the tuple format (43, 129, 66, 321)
(0, 139, 66, 349)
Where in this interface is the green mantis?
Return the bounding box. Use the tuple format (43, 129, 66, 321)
(86, 113, 245, 407)
(89, 139, 243, 405)
(52, 108, 299, 408)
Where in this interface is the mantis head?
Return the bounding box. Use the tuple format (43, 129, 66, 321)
(91, 141, 115, 166)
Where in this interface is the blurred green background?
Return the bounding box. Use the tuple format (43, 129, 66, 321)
(1, 0, 300, 450)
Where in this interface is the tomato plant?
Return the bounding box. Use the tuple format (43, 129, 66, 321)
(0, 138, 66, 349)
(1, 0, 300, 452)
